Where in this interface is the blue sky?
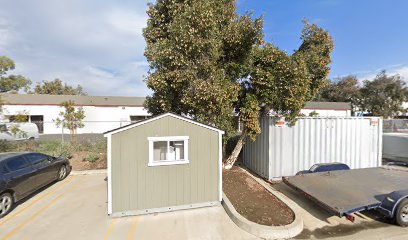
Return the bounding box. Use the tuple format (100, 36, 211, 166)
(237, 0, 408, 79)
(0, 0, 407, 96)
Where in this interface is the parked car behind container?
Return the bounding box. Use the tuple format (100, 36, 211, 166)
(0, 152, 71, 217)
(0, 122, 39, 141)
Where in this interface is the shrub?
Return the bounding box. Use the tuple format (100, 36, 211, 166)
(37, 141, 74, 159)
(83, 153, 100, 162)
(0, 140, 15, 152)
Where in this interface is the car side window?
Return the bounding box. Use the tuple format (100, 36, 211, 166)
(1, 164, 9, 174)
(6, 157, 30, 171)
(26, 154, 49, 166)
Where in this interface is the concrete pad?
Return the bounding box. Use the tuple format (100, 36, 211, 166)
(272, 182, 408, 240)
(0, 173, 406, 240)
(0, 174, 258, 240)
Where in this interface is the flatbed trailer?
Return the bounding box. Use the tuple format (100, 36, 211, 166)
(283, 164, 408, 226)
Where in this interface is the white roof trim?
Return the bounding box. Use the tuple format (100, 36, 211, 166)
(104, 113, 224, 137)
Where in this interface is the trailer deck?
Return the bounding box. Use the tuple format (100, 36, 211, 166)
(283, 166, 408, 217)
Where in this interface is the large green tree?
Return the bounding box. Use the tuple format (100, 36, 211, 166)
(143, 0, 263, 135)
(224, 21, 334, 168)
(33, 78, 87, 95)
(0, 56, 31, 93)
(359, 71, 408, 118)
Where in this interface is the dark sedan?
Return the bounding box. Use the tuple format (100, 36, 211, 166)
(0, 152, 71, 217)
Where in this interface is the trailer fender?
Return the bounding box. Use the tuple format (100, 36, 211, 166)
(379, 190, 408, 218)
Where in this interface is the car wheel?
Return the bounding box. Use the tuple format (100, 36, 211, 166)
(57, 165, 68, 181)
(395, 199, 408, 227)
(0, 192, 13, 218)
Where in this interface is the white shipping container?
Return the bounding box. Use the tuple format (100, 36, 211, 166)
(243, 117, 382, 180)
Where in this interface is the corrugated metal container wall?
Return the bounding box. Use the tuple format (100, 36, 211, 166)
(243, 117, 382, 180)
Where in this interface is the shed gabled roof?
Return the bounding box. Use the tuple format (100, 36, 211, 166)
(103, 113, 225, 136)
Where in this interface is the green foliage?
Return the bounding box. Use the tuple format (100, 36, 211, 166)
(359, 71, 408, 118)
(55, 101, 86, 142)
(317, 75, 360, 102)
(37, 141, 74, 159)
(0, 56, 31, 93)
(143, 0, 263, 136)
(315, 75, 361, 112)
(294, 20, 335, 99)
(0, 140, 14, 152)
(249, 21, 333, 125)
(83, 152, 100, 162)
(315, 71, 408, 118)
(308, 111, 319, 117)
(33, 78, 87, 95)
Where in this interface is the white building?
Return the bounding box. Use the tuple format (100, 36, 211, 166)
(0, 94, 149, 134)
(301, 102, 352, 117)
(0, 94, 352, 134)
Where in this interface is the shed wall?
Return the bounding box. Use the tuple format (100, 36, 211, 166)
(244, 117, 382, 179)
(110, 115, 220, 214)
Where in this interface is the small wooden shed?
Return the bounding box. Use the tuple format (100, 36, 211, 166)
(104, 113, 224, 217)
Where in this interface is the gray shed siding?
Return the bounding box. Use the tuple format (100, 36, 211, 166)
(110, 115, 220, 214)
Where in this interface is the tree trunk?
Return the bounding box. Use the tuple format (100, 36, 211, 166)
(69, 128, 75, 143)
(224, 129, 248, 169)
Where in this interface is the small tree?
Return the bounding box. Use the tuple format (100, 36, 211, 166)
(55, 101, 85, 143)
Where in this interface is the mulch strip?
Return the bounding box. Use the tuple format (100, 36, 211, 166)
(223, 166, 294, 226)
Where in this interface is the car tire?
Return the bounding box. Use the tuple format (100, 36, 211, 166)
(0, 192, 13, 218)
(57, 165, 68, 181)
(395, 198, 408, 227)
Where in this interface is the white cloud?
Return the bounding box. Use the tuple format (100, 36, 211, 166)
(0, 0, 151, 96)
(356, 64, 408, 82)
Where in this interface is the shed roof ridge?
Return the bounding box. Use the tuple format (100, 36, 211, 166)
(103, 112, 224, 136)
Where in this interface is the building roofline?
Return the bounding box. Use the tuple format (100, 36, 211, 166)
(103, 112, 225, 136)
(0, 93, 146, 107)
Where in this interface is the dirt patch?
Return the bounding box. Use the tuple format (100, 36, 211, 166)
(223, 166, 294, 226)
(69, 151, 107, 171)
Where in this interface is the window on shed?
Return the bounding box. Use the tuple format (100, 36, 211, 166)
(148, 136, 189, 166)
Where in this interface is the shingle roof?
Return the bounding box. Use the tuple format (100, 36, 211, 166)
(303, 101, 351, 110)
(0, 94, 146, 107)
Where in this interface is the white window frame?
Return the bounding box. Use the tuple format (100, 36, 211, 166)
(148, 136, 189, 166)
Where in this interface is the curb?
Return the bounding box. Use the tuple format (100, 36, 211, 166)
(222, 170, 303, 239)
(70, 169, 107, 175)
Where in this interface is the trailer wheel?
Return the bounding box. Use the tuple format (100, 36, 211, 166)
(396, 199, 408, 227)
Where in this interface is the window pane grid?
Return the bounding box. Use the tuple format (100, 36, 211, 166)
(148, 136, 189, 166)
(153, 140, 185, 162)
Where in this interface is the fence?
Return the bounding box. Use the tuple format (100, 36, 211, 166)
(383, 119, 408, 133)
(243, 117, 383, 180)
(0, 120, 140, 143)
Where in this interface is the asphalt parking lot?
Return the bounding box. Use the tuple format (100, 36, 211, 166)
(0, 173, 407, 240)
